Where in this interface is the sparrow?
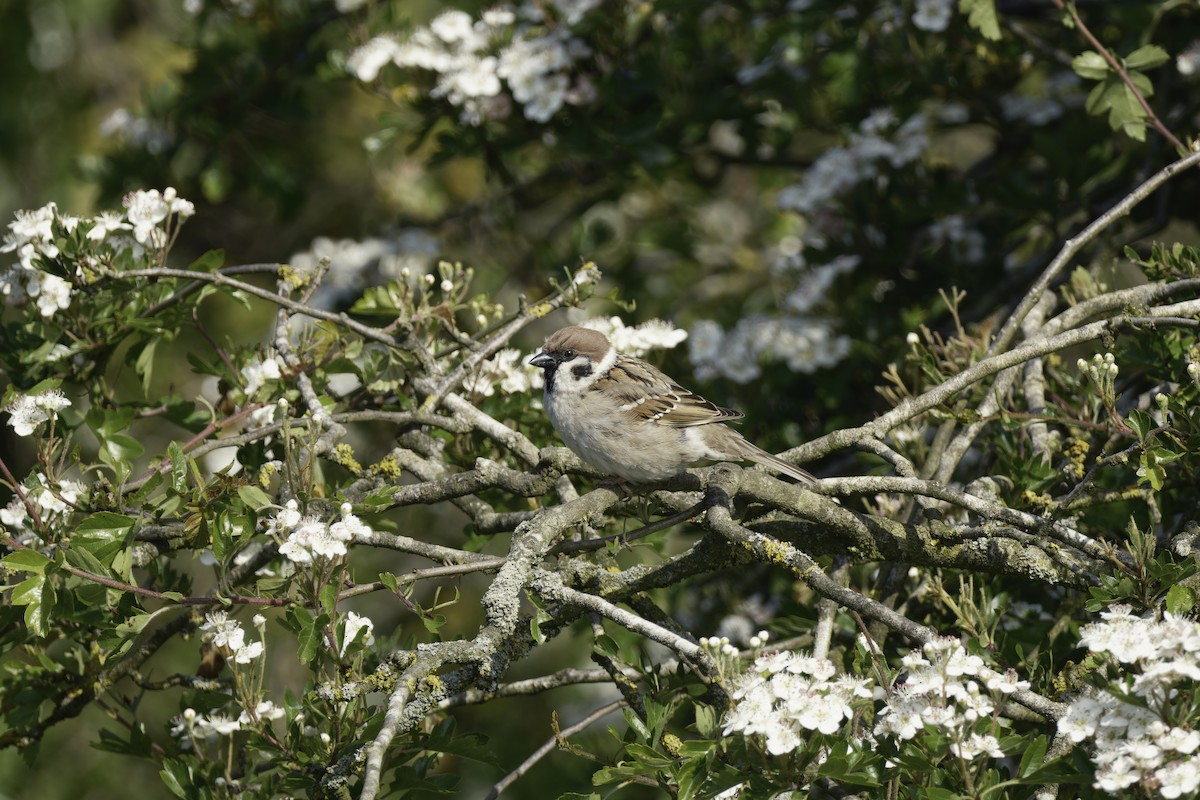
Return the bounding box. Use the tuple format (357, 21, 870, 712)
(528, 325, 816, 484)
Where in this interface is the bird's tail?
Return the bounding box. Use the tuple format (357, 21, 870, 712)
(750, 448, 818, 485)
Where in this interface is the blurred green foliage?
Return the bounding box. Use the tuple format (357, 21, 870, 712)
(2, 0, 1200, 797)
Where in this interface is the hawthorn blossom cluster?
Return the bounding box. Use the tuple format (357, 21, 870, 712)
(688, 314, 851, 383)
(287, 231, 441, 308)
(874, 637, 1027, 761)
(0, 473, 86, 545)
(1058, 606, 1200, 797)
(200, 610, 265, 665)
(170, 700, 286, 749)
(464, 348, 542, 398)
(578, 316, 688, 357)
(5, 389, 71, 437)
(269, 501, 371, 563)
(0, 189, 194, 321)
(1, 202, 75, 318)
(777, 109, 930, 218)
(722, 639, 1032, 768)
(348, 4, 599, 125)
(723, 650, 873, 753)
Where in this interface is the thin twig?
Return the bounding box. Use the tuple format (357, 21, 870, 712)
(484, 700, 625, 800)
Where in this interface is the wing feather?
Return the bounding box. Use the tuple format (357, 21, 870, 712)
(591, 355, 744, 428)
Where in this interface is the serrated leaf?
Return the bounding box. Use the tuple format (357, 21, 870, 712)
(594, 634, 620, 659)
(1125, 44, 1169, 71)
(63, 542, 113, 577)
(624, 742, 673, 769)
(379, 571, 398, 593)
(134, 338, 157, 394)
(1167, 584, 1196, 615)
(319, 583, 338, 616)
(187, 249, 225, 273)
(2, 548, 53, 574)
(237, 484, 273, 511)
(13, 575, 51, 636)
(103, 433, 145, 462)
(1125, 408, 1154, 440)
(1018, 734, 1049, 777)
(1072, 50, 1109, 80)
(959, 0, 1000, 40)
(77, 511, 136, 539)
(159, 758, 193, 799)
(10, 574, 44, 606)
(298, 612, 329, 664)
(168, 441, 188, 493)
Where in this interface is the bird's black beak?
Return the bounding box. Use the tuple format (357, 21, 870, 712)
(529, 352, 555, 369)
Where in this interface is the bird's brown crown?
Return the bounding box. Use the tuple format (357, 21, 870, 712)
(540, 326, 611, 361)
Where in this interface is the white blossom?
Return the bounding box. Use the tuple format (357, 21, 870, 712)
(239, 700, 286, 725)
(578, 317, 687, 357)
(123, 189, 171, 244)
(31, 273, 72, 317)
(201, 610, 247, 652)
(465, 348, 542, 398)
(723, 650, 870, 754)
(241, 355, 283, 394)
(340, 611, 376, 655)
(912, 0, 953, 31)
(347, 36, 402, 81)
(1178, 40, 1200, 77)
(6, 390, 71, 436)
(87, 211, 132, 242)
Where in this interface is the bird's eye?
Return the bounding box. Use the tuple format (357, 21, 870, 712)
(563, 349, 577, 359)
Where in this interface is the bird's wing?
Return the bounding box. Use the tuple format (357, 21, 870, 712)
(592, 354, 745, 428)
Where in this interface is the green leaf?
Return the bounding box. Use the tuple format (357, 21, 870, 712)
(1125, 44, 1169, 71)
(958, 0, 1000, 40)
(594, 634, 620, 659)
(1071, 50, 1109, 80)
(11, 574, 44, 606)
(168, 441, 189, 493)
(624, 742, 673, 769)
(694, 704, 719, 738)
(159, 758, 194, 799)
(297, 610, 329, 664)
(319, 583, 338, 616)
(237, 484, 273, 511)
(922, 789, 962, 800)
(378, 571, 398, 593)
(134, 337, 157, 394)
(1018, 734, 1049, 777)
(1085, 77, 1149, 141)
(187, 249, 226, 273)
(103, 432, 145, 463)
(63, 542, 114, 577)
(1167, 583, 1197, 615)
(1125, 408, 1155, 440)
(77, 511, 137, 538)
(2, 548, 53, 574)
(12, 575, 50, 636)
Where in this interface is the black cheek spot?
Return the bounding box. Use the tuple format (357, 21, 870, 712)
(571, 364, 594, 380)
